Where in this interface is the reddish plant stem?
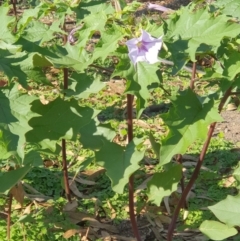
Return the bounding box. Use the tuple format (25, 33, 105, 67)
(127, 94, 141, 241)
(62, 139, 71, 202)
(61, 16, 71, 202)
(176, 154, 187, 209)
(11, 0, 17, 33)
(167, 86, 232, 241)
(230, 91, 240, 95)
(62, 67, 71, 202)
(190, 62, 196, 90)
(7, 193, 13, 240)
(62, 22, 68, 45)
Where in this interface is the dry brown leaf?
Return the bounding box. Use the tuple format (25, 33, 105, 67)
(39, 95, 49, 105)
(66, 150, 74, 156)
(157, 214, 171, 224)
(133, 119, 149, 129)
(163, 196, 171, 214)
(50, 67, 60, 75)
(73, 176, 96, 186)
(63, 199, 78, 211)
(154, 217, 163, 230)
(10, 182, 24, 206)
(63, 229, 79, 239)
(227, 103, 237, 111)
(81, 168, 105, 180)
(82, 227, 90, 241)
(86, 218, 118, 233)
(25, 193, 51, 202)
(224, 176, 235, 187)
(66, 210, 119, 233)
(23, 203, 32, 215)
(182, 154, 198, 162)
(182, 161, 213, 172)
(145, 213, 156, 226)
(65, 210, 93, 224)
(22, 182, 42, 194)
(0, 79, 7, 87)
(13, 203, 22, 210)
(69, 180, 84, 198)
(43, 159, 54, 167)
(135, 176, 153, 194)
(183, 209, 189, 220)
(196, 195, 214, 201)
(151, 226, 162, 241)
(111, 235, 137, 241)
(194, 234, 209, 241)
(107, 201, 117, 220)
(101, 230, 111, 241)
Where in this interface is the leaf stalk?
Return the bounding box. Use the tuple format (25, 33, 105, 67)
(167, 86, 232, 241)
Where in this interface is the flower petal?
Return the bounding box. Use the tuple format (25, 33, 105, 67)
(126, 30, 163, 65)
(147, 3, 172, 12)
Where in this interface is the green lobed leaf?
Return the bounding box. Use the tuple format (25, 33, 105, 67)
(208, 194, 240, 227)
(90, 23, 123, 62)
(213, 0, 240, 20)
(74, 1, 114, 20)
(0, 49, 28, 87)
(26, 98, 99, 145)
(223, 51, 240, 80)
(112, 56, 162, 116)
(147, 164, 182, 205)
(165, 7, 240, 61)
(160, 89, 222, 166)
(0, 165, 31, 193)
(199, 220, 237, 241)
(233, 161, 240, 188)
(95, 138, 145, 193)
(23, 20, 64, 45)
(0, 128, 18, 160)
(23, 150, 42, 167)
(7, 85, 38, 159)
(149, 132, 160, 159)
(76, 11, 107, 49)
(0, 6, 16, 43)
(46, 44, 90, 70)
(79, 120, 116, 150)
(65, 72, 105, 99)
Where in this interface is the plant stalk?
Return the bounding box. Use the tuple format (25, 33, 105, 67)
(176, 154, 187, 209)
(11, 0, 18, 33)
(7, 193, 13, 240)
(62, 67, 71, 202)
(190, 62, 196, 90)
(127, 94, 141, 241)
(167, 86, 232, 241)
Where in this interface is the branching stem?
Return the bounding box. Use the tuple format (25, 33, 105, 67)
(167, 86, 232, 241)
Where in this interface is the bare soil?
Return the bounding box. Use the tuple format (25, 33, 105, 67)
(215, 110, 240, 144)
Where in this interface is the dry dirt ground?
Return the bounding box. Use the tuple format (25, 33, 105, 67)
(215, 110, 240, 144)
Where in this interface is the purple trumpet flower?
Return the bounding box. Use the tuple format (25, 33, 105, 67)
(126, 30, 163, 65)
(147, 3, 173, 12)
